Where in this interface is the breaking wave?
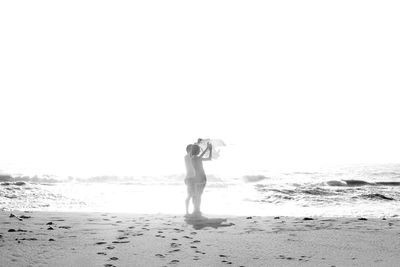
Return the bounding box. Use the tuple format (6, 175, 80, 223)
(2, 164, 400, 217)
(327, 179, 400, 187)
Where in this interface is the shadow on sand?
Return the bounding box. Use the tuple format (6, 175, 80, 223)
(184, 215, 235, 230)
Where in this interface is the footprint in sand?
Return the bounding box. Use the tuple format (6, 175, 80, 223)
(109, 257, 118, 260)
(191, 240, 200, 243)
(96, 242, 107, 245)
(18, 238, 38, 241)
(97, 252, 107, 255)
(169, 259, 180, 264)
(112, 240, 130, 244)
(51, 219, 65, 222)
(276, 255, 295, 260)
(104, 264, 116, 267)
(299, 255, 311, 262)
(132, 233, 143, 236)
(106, 246, 115, 250)
(170, 243, 181, 248)
(155, 254, 165, 258)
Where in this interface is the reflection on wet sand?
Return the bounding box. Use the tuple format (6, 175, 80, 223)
(184, 215, 235, 230)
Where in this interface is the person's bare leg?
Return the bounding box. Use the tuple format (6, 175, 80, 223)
(193, 183, 205, 216)
(196, 184, 205, 215)
(186, 184, 195, 215)
(193, 183, 200, 214)
(197, 194, 202, 214)
(185, 195, 190, 215)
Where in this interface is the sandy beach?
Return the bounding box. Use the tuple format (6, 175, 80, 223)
(0, 211, 399, 266)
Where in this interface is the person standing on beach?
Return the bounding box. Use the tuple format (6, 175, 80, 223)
(189, 142, 212, 216)
(184, 144, 196, 215)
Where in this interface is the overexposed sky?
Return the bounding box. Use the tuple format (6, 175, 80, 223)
(1, 1, 399, 176)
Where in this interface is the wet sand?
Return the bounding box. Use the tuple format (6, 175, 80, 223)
(0, 211, 399, 266)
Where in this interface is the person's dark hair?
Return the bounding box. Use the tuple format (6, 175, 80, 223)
(191, 144, 200, 156)
(186, 144, 192, 153)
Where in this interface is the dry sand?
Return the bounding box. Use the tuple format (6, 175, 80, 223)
(0, 211, 399, 266)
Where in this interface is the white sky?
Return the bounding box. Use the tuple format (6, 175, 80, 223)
(1, 1, 399, 176)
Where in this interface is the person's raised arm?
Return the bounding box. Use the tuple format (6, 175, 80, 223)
(200, 143, 212, 161)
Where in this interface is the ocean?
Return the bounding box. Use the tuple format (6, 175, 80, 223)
(1, 164, 400, 218)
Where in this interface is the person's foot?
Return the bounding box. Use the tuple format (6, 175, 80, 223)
(192, 211, 203, 217)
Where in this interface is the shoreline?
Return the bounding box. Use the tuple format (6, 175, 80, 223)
(1, 211, 399, 266)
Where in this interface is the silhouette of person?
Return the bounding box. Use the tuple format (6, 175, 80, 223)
(188, 142, 212, 216)
(184, 144, 196, 215)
